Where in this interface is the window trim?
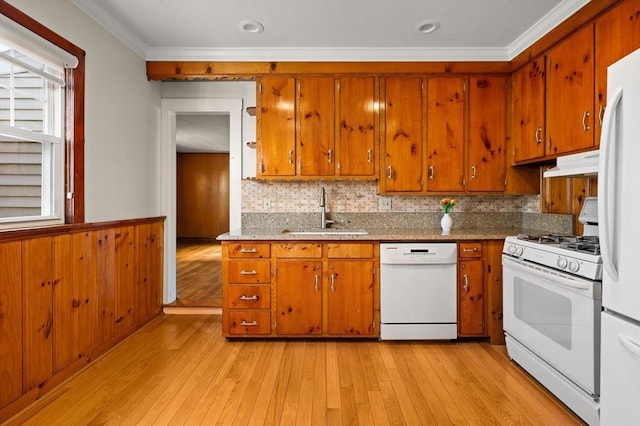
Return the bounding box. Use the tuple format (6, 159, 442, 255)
(1, 0, 85, 224)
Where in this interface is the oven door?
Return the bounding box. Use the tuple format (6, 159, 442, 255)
(502, 255, 601, 396)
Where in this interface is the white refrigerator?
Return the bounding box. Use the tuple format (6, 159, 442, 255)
(598, 47, 640, 425)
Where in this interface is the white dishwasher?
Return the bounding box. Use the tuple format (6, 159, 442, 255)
(380, 243, 457, 340)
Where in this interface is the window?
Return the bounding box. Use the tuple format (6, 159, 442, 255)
(0, 43, 65, 227)
(0, 2, 84, 229)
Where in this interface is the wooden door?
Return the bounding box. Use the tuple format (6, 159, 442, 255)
(52, 234, 73, 374)
(336, 76, 377, 177)
(468, 76, 507, 192)
(275, 260, 322, 335)
(257, 77, 296, 177)
(70, 231, 95, 361)
(327, 260, 375, 336)
(22, 237, 53, 391)
(426, 77, 465, 192)
(176, 153, 230, 238)
(546, 25, 595, 156)
(298, 77, 335, 176)
(458, 259, 485, 336)
(594, 0, 640, 143)
(512, 59, 546, 163)
(0, 241, 22, 409)
(381, 77, 423, 193)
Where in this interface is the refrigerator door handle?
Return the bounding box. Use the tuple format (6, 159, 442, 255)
(619, 334, 640, 358)
(598, 86, 623, 282)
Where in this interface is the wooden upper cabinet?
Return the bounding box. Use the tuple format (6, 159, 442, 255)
(512, 59, 546, 163)
(426, 77, 465, 192)
(595, 0, 640, 144)
(336, 77, 377, 177)
(467, 76, 507, 192)
(546, 24, 595, 156)
(298, 77, 335, 177)
(381, 76, 424, 193)
(257, 77, 296, 177)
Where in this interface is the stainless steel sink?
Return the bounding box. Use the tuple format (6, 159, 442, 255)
(282, 228, 368, 236)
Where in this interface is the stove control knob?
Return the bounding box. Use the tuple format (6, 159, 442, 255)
(557, 256, 568, 269)
(515, 246, 524, 257)
(568, 260, 580, 273)
(508, 244, 517, 255)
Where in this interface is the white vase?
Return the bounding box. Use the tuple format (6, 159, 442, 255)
(441, 213, 453, 234)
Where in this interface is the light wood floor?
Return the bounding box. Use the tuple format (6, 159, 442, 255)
(7, 315, 583, 425)
(174, 239, 222, 307)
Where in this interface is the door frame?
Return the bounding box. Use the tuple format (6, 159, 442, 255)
(161, 98, 243, 304)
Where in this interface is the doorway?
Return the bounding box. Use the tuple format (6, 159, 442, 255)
(160, 99, 243, 305)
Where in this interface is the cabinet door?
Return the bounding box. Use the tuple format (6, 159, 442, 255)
(257, 77, 296, 177)
(0, 241, 22, 409)
(22, 237, 53, 391)
(512, 59, 546, 162)
(275, 260, 322, 335)
(458, 259, 484, 336)
(595, 0, 640, 143)
(336, 77, 377, 177)
(546, 25, 595, 156)
(298, 77, 335, 177)
(327, 260, 375, 336)
(468, 77, 507, 192)
(426, 77, 465, 192)
(381, 77, 423, 193)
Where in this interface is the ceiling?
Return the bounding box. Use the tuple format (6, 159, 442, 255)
(176, 114, 230, 153)
(71, 0, 591, 62)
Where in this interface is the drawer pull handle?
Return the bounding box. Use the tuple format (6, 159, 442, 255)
(463, 274, 469, 292)
(387, 166, 393, 179)
(463, 248, 479, 252)
(429, 165, 435, 180)
(582, 111, 590, 131)
(367, 149, 373, 163)
(535, 126, 543, 144)
(239, 248, 258, 253)
(240, 320, 258, 327)
(240, 270, 258, 275)
(240, 294, 259, 301)
(314, 274, 319, 292)
(330, 274, 336, 292)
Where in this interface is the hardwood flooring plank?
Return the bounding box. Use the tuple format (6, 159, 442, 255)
(7, 316, 583, 426)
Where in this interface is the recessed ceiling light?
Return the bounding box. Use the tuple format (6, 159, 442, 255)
(416, 20, 441, 34)
(239, 20, 264, 34)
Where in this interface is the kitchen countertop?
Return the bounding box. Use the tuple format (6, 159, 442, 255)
(217, 227, 534, 241)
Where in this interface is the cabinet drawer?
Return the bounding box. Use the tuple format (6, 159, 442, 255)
(227, 311, 271, 335)
(274, 243, 322, 258)
(459, 242, 482, 258)
(227, 260, 271, 283)
(228, 285, 271, 309)
(228, 243, 270, 258)
(327, 243, 374, 259)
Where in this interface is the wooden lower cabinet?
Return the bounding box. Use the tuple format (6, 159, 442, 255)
(457, 241, 505, 343)
(222, 241, 379, 338)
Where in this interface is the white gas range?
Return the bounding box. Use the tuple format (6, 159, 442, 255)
(502, 197, 602, 426)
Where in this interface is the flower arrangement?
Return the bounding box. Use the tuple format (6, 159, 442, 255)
(440, 197, 457, 214)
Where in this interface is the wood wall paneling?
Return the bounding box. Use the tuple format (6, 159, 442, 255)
(115, 227, 136, 336)
(96, 229, 116, 348)
(22, 237, 53, 392)
(177, 153, 230, 239)
(70, 231, 95, 362)
(0, 241, 22, 408)
(52, 234, 72, 374)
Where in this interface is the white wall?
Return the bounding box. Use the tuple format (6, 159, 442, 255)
(8, 0, 163, 222)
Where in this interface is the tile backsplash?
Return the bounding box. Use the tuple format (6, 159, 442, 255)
(242, 180, 540, 213)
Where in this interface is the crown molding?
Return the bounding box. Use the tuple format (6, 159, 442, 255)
(145, 46, 511, 62)
(507, 0, 591, 59)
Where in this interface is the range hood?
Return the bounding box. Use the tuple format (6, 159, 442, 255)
(543, 150, 599, 178)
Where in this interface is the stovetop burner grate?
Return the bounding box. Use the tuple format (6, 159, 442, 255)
(516, 234, 600, 255)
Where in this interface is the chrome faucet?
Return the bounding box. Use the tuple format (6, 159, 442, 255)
(320, 187, 334, 229)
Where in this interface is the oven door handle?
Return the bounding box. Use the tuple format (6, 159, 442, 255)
(619, 334, 640, 358)
(503, 256, 590, 291)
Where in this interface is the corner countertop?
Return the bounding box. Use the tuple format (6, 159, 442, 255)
(216, 227, 531, 241)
